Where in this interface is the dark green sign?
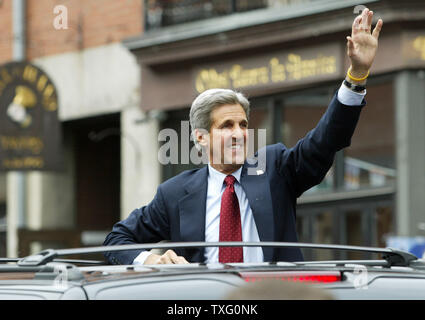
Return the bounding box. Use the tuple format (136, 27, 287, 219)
(0, 61, 62, 171)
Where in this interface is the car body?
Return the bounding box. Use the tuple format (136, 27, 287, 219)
(0, 242, 425, 300)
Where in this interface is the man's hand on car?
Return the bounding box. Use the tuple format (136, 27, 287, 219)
(144, 249, 190, 265)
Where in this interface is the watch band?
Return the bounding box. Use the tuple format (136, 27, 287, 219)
(343, 79, 366, 93)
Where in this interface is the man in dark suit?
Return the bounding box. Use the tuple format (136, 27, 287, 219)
(104, 8, 383, 265)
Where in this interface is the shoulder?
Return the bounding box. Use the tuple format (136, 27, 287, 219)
(243, 143, 289, 175)
(252, 143, 289, 160)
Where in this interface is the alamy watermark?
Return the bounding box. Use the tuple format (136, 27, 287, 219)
(158, 121, 267, 176)
(53, 5, 68, 30)
(52, 264, 69, 289)
(350, 264, 369, 290)
(353, 4, 383, 23)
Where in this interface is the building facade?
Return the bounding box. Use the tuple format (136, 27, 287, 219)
(127, 0, 425, 260)
(0, 0, 160, 258)
(0, 0, 424, 260)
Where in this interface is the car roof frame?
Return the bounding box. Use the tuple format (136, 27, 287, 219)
(14, 241, 420, 268)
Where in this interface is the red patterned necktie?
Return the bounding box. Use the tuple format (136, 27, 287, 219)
(219, 175, 243, 263)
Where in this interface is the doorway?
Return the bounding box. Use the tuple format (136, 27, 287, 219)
(69, 113, 121, 233)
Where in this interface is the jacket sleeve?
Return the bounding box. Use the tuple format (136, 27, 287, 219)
(276, 91, 365, 198)
(103, 186, 170, 265)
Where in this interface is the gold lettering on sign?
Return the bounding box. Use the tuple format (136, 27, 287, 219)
(0, 80, 5, 95)
(43, 98, 58, 111)
(0, 136, 44, 154)
(23, 65, 39, 83)
(14, 86, 36, 108)
(286, 54, 336, 81)
(0, 64, 58, 112)
(37, 75, 48, 92)
(229, 65, 269, 88)
(43, 84, 54, 98)
(269, 58, 286, 82)
(42, 84, 57, 111)
(0, 68, 12, 83)
(195, 53, 337, 93)
(195, 69, 229, 93)
(413, 36, 425, 60)
(3, 157, 44, 169)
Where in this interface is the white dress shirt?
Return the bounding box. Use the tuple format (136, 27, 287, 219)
(337, 81, 366, 106)
(204, 165, 263, 263)
(133, 83, 366, 265)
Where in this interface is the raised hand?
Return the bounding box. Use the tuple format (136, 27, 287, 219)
(346, 8, 383, 80)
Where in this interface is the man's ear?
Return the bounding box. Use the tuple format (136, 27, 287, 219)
(194, 128, 209, 148)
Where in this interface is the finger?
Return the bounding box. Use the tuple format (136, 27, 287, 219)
(143, 253, 160, 265)
(173, 256, 190, 264)
(159, 256, 172, 264)
(164, 249, 190, 264)
(361, 8, 369, 30)
(352, 15, 362, 34)
(366, 10, 373, 31)
(177, 256, 190, 264)
(174, 255, 190, 264)
(165, 249, 178, 259)
(346, 36, 355, 57)
(159, 253, 173, 264)
(372, 19, 383, 39)
(165, 250, 182, 264)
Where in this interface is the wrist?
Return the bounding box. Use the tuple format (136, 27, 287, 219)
(343, 79, 366, 93)
(345, 74, 367, 86)
(347, 66, 368, 85)
(133, 251, 154, 265)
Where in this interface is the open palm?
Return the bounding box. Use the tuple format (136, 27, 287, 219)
(347, 8, 383, 77)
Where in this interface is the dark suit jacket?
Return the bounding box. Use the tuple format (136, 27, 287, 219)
(103, 92, 365, 264)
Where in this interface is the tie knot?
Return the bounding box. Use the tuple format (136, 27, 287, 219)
(224, 175, 236, 187)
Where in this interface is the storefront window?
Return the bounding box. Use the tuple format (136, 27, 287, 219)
(279, 80, 395, 194)
(248, 101, 273, 152)
(297, 202, 394, 260)
(345, 210, 363, 259)
(312, 211, 334, 260)
(286, 80, 396, 258)
(0, 202, 5, 257)
(160, 108, 200, 181)
(344, 81, 395, 190)
(280, 85, 336, 193)
(0, 174, 6, 257)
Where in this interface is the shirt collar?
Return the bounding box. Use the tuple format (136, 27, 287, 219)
(208, 164, 242, 188)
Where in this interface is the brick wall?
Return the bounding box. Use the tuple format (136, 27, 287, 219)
(0, 0, 13, 63)
(24, 0, 143, 60)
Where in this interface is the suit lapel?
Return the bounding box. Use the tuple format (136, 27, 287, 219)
(178, 167, 208, 262)
(241, 163, 274, 261)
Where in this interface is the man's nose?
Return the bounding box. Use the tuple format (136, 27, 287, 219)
(232, 125, 245, 139)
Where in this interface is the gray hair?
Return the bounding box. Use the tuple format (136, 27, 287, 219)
(189, 88, 250, 150)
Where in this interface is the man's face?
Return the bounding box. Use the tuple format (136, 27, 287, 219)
(199, 103, 249, 174)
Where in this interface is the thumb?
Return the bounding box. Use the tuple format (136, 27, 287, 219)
(346, 36, 355, 56)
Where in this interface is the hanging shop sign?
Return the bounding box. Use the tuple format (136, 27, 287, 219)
(0, 61, 62, 171)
